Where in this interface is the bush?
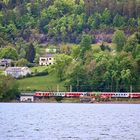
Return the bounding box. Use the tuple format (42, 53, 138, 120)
(34, 70, 48, 76)
(27, 63, 37, 67)
(0, 75, 20, 101)
(55, 96, 63, 102)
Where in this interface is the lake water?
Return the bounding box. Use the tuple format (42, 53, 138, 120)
(0, 103, 140, 140)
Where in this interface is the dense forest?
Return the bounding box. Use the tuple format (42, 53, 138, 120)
(0, 0, 140, 46)
(0, 0, 140, 94)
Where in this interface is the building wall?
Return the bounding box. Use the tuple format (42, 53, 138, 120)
(0, 59, 11, 67)
(5, 70, 21, 78)
(5, 67, 31, 78)
(20, 96, 34, 102)
(39, 57, 54, 66)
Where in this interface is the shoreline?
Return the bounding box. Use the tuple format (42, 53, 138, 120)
(1, 97, 140, 104)
(1, 99, 140, 104)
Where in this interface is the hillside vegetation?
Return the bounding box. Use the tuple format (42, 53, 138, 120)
(0, 0, 140, 46)
(0, 0, 140, 93)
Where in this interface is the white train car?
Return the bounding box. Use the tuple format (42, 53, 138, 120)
(112, 93, 129, 98)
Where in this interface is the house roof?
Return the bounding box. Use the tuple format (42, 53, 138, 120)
(5, 67, 30, 72)
(21, 93, 35, 96)
(42, 54, 54, 58)
(0, 59, 12, 64)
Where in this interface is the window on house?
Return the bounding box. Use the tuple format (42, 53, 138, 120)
(41, 59, 45, 61)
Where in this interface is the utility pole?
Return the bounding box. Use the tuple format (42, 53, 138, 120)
(70, 85, 72, 92)
(77, 75, 79, 92)
(130, 85, 133, 101)
(57, 85, 59, 92)
(130, 85, 132, 93)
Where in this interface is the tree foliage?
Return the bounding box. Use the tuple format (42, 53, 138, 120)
(62, 32, 140, 92)
(25, 43, 36, 63)
(0, 0, 139, 44)
(0, 46, 18, 60)
(0, 75, 20, 101)
(53, 54, 73, 81)
(112, 30, 126, 52)
(79, 34, 92, 61)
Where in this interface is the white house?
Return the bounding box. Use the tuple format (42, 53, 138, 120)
(39, 54, 55, 66)
(0, 59, 12, 67)
(5, 67, 31, 78)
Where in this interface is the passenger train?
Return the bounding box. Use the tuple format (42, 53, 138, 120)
(34, 92, 140, 98)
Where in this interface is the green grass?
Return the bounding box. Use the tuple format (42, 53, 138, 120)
(17, 72, 66, 92)
(36, 47, 46, 55)
(92, 43, 116, 51)
(0, 69, 4, 75)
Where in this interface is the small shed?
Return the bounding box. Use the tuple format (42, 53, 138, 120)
(20, 93, 34, 102)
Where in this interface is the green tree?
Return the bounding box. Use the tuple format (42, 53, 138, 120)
(16, 58, 28, 66)
(79, 34, 92, 62)
(25, 43, 36, 63)
(124, 32, 140, 59)
(101, 8, 111, 25)
(54, 54, 72, 81)
(66, 61, 88, 91)
(92, 12, 101, 29)
(19, 48, 26, 59)
(0, 75, 20, 101)
(112, 30, 126, 52)
(0, 46, 18, 60)
(113, 14, 125, 27)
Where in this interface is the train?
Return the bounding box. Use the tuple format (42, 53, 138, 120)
(34, 92, 140, 98)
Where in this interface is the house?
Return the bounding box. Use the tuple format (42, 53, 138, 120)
(5, 67, 31, 78)
(39, 54, 55, 66)
(0, 59, 12, 67)
(20, 93, 34, 102)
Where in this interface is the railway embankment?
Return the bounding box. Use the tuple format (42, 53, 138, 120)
(30, 97, 140, 104)
(1, 98, 140, 104)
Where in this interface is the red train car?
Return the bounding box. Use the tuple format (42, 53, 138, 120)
(34, 92, 140, 98)
(129, 93, 140, 98)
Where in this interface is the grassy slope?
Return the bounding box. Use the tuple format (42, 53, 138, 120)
(17, 72, 66, 92)
(17, 43, 117, 92)
(31, 66, 48, 73)
(0, 70, 4, 75)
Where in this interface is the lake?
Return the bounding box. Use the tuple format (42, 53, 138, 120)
(0, 103, 140, 140)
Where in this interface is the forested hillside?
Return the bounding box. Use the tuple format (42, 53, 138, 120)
(0, 0, 140, 93)
(0, 0, 140, 46)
